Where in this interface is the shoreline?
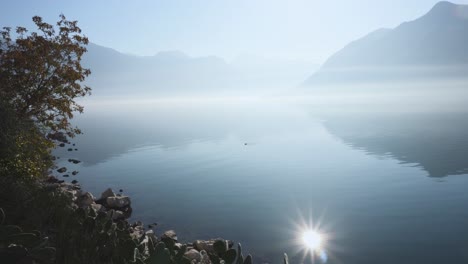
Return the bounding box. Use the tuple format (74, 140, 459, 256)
(43, 175, 266, 264)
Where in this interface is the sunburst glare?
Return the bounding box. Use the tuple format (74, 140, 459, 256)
(302, 229, 323, 250)
(286, 210, 337, 264)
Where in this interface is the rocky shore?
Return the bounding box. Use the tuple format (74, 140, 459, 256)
(43, 176, 247, 264)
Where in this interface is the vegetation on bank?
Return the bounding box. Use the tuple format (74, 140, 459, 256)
(0, 15, 291, 264)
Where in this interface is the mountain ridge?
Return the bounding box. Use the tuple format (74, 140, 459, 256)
(304, 1, 468, 86)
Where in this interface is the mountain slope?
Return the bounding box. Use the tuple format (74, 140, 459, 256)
(83, 44, 317, 96)
(304, 1, 468, 85)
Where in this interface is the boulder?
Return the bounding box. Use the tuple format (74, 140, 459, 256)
(106, 196, 131, 208)
(57, 167, 67, 173)
(100, 188, 116, 200)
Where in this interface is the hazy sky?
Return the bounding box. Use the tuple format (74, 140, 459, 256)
(2, 0, 468, 63)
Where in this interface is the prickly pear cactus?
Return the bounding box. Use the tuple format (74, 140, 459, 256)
(0, 208, 56, 263)
(147, 242, 171, 264)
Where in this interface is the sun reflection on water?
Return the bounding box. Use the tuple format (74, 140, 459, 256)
(289, 211, 334, 264)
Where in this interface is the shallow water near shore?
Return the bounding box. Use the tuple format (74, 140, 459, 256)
(55, 92, 468, 264)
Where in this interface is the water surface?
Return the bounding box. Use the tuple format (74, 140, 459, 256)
(55, 96, 468, 264)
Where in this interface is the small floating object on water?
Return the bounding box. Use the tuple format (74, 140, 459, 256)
(244, 143, 248, 145)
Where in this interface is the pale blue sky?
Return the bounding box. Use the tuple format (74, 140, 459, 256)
(2, 0, 468, 63)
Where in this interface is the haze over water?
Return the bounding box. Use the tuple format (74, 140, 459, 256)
(56, 84, 468, 264)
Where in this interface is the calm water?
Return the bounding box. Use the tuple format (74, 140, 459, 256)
(55, 96, 468, 264)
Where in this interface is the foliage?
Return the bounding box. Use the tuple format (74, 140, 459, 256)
(0, 100, 54, 179)
(0, 208, 56, 263)
(0, 177, 147, 264)
(54, 206, 147, 264)
(0, 14, 91, 138)
(0, 14, 91, 180)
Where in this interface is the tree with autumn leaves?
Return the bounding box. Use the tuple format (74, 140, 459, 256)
(0, 14, 91, 178)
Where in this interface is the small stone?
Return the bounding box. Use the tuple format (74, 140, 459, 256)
(184, 249, 201, 261)
(57, 167, 67, 173)
(119, 189, 123, 192)
(73, 143, 75, 146)
(72, 171, 79, 176)
(74, 148, 78, 151)
(59, 143, 65, 147)
(106, 196, 131, 208)
(100, 188, 116, 200)
(71, 180, 78, 184)
(63, 174, 69, 177)
(67, 148, 73, 151)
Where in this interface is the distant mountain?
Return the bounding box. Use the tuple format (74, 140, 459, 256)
(83, 43, 231, 95)
(82, 43, 316, 96)
(304, 1, 468, 86)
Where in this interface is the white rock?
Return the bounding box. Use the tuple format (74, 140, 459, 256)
(106, 196, 131, 208)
